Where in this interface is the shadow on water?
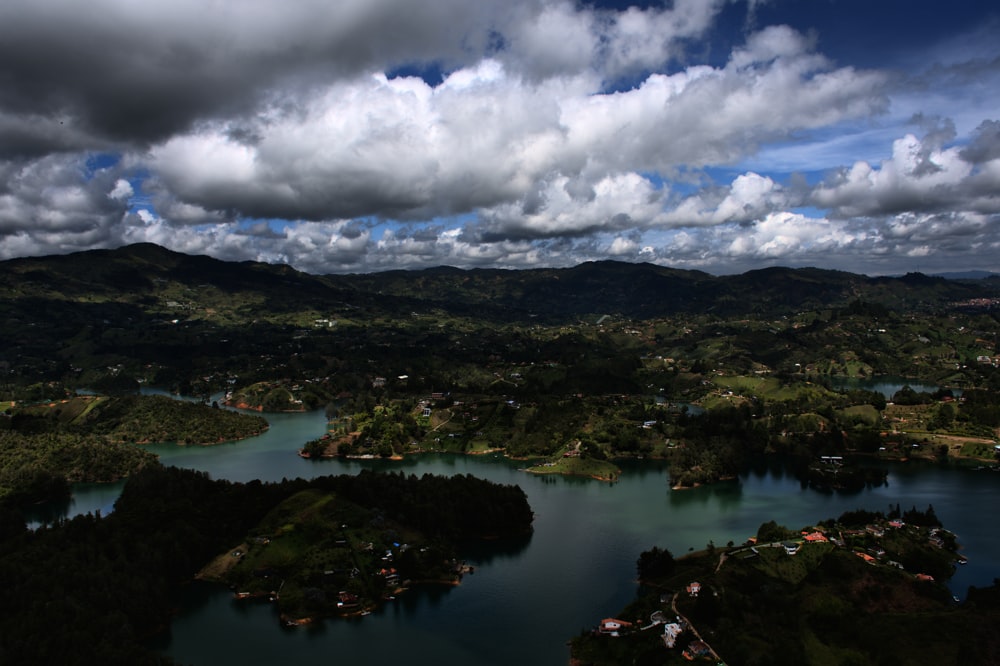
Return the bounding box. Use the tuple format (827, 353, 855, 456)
(616, 458, 670, 479)
(22, 496, 72, 526)
(745, 453, 789, 481)
(667, 478, 743, 509)
(459, 533, 533, 566)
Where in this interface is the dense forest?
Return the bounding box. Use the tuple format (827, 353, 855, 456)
(0, 430, 155, 503)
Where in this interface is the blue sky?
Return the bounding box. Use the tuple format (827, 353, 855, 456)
(0, 0, 997, 275)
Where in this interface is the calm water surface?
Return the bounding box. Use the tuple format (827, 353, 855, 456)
(826, 375, 955, 397)
(36, 393, 1000, 666)
(151, 443, 999, 665)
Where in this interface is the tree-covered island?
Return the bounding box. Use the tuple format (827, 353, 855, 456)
(198, 470, 533, 624)
(571, 507, 1000, 665)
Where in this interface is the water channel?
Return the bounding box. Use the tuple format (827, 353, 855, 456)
(34, 386, 1000, 665)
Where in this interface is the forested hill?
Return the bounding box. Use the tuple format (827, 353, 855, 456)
(1, 243, 997, 324)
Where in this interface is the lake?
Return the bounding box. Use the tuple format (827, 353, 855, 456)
(144, 425, 1000, 665)
(35, 393, 1000, 665)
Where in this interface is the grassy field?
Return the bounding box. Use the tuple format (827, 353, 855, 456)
(524, 456, 621, 481)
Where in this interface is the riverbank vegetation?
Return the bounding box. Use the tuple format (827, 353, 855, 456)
(571, 509, 1000, 665)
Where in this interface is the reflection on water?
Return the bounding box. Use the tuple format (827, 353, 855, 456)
(27, 392, 999, 666)
(825, 375, 954, 398)
(149, 452, 1000, 666)
(25, 480, 126, 529)
(667, 479, 743, 509)
(22, 496, 71, 526)
(458, 533, 533, 566)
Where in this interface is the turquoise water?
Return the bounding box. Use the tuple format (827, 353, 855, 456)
(150, 452, 1000, 666)
(30, 393, 1000, 666)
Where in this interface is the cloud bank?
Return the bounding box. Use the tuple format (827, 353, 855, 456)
(0, 0, 998, 275)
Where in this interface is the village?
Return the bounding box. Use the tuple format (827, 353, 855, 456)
(580, 508, 963, 664)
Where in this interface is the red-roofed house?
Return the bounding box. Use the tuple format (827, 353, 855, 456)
(599, 618, 633, 635)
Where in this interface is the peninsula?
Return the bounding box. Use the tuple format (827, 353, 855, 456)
(571, 507, 1000, 665)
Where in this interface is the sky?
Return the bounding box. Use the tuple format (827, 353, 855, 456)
(1, 0, 998, 276)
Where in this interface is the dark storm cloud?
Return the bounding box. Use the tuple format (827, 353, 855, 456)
(0, 0, 997, 275)
(0, 0, 511, 154)
(960, 120, 1000, 164)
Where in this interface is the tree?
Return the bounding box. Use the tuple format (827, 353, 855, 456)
(757, 520, 790, 543)
(636, 546, 675, 579)
(928, 402, 956, 431)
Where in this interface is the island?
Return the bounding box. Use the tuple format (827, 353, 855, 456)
(197, 470, 533, 624)
(570, 507, 1000, 665)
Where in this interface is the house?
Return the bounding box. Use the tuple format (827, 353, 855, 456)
(782, 541, 801, 555)
(663, 622, 684, 648)
(337, 591, 359, 608)
(599, 618, 633, 636)
(803, 531, 828, 543)
(686, 581, 701, 597)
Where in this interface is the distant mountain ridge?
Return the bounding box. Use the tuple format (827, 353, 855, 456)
(930, 270, 1000, 280)
(1, 243, 998, 323)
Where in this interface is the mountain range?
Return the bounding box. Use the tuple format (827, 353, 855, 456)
(2, 243, 997, 325)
